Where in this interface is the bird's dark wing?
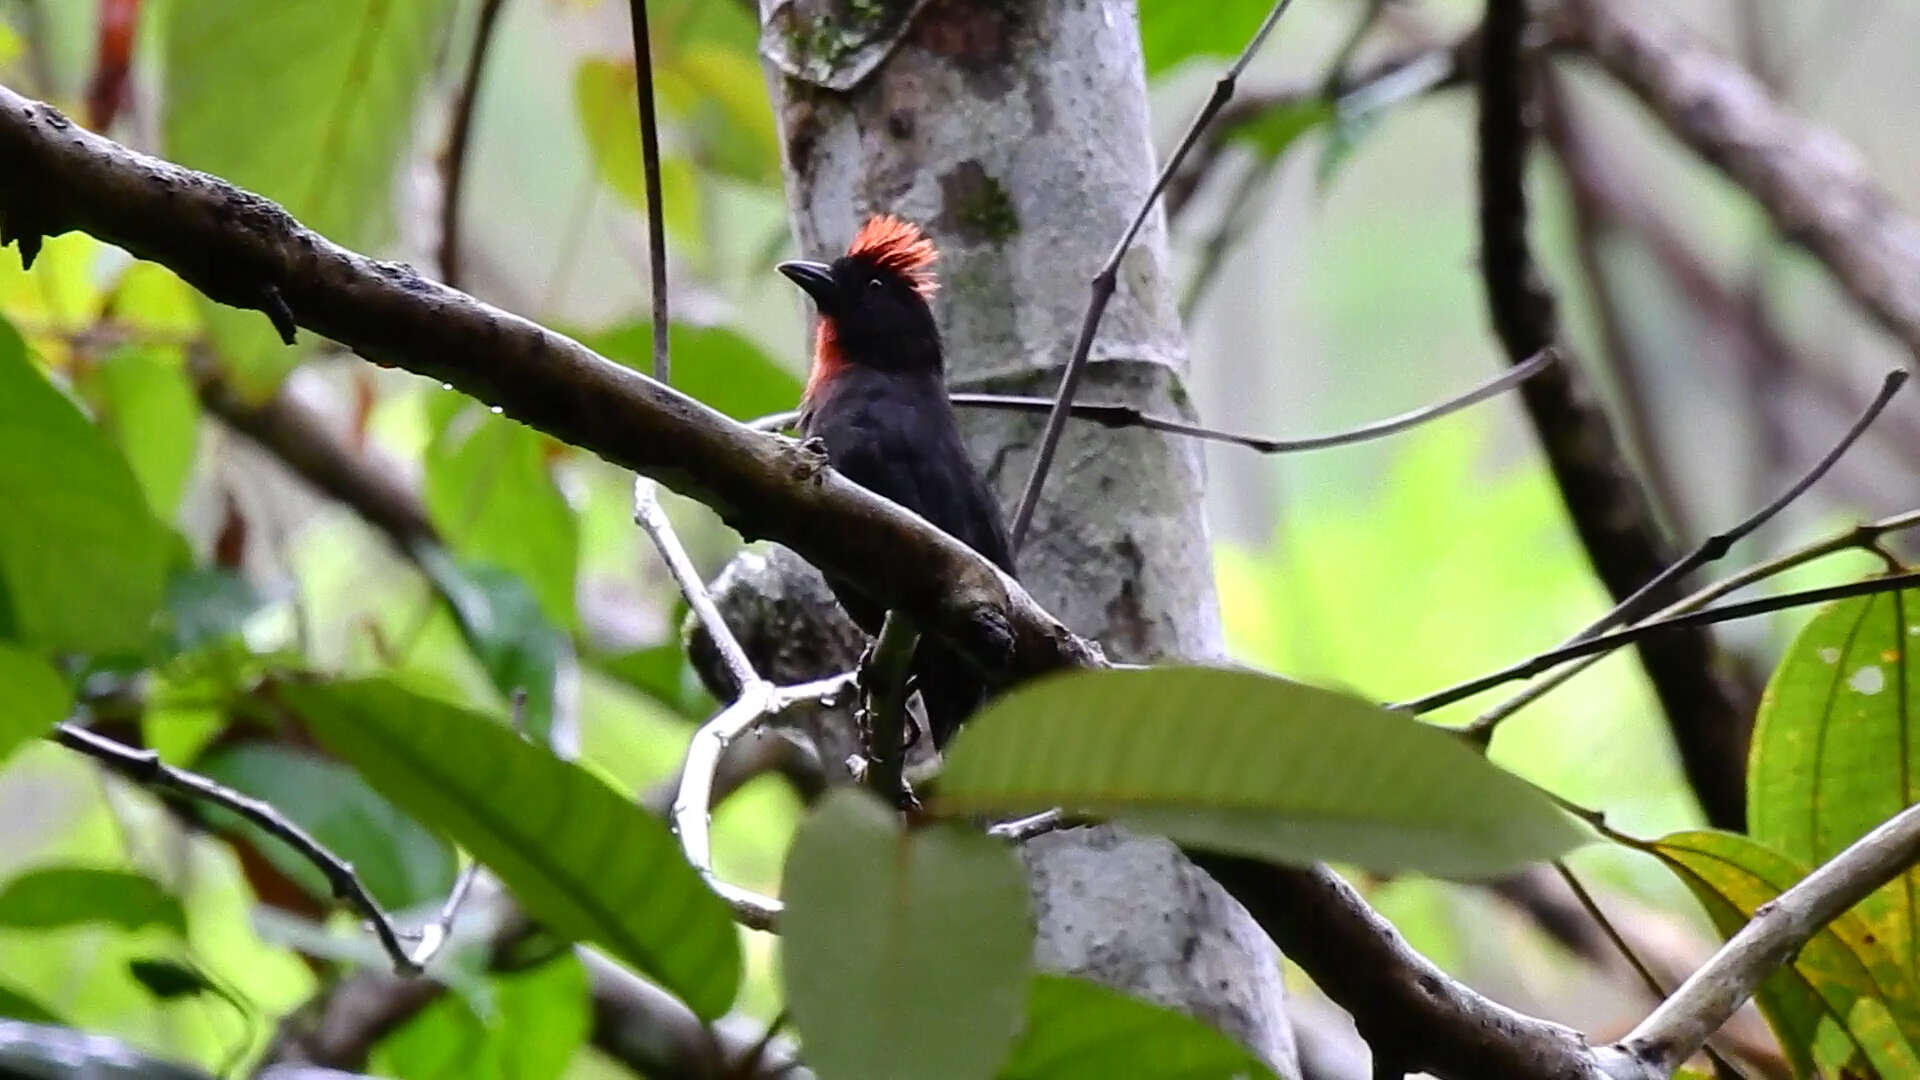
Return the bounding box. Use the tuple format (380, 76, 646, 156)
(801, 367, 1013, 575)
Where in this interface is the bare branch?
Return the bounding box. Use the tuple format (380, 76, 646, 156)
(0, 86, 1101, 686)
(51, 722, 425, 976)
(1405, 567, 1920, 715)
(1621, 800, 1920, 1074)
(859, 611, 919, 809)
(1548, 0, 1920, 364)
(633, 478, 755, 693)
(189, 350, 439, 561)
(1476, 0, 1754, 829)
(625, 0, 671, 383)
(669, 674, 851, 932)
(438, 0, 509, 289)
(1006, 0, 1300, 550)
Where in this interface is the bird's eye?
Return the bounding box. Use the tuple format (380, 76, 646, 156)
(867, 277, 884, 291)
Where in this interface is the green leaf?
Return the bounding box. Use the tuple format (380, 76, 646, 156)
(937, 667, 1587, 878)
(0, 645, 68, 763)
(1654, 830, 1920, 1074)
(1000, 975, 1278, 1080)
(575, 321, 801, 421)
(91, 346, 200, 519)
(283, 678, 741, 1019)
(0, 868, 187, 936)
(574, 59, 703, 244)
(1138, 0, 1275, 76)
(1749, 585, 1920, 977)
(0, 983, 60, 1025)
(196, 742, 457, 911)
(424, 411, 579, 629)
(0, 318, 169, 654)
(416, 546, 561, 741)
(783, 789, 1032, 1080)
(1228, 99, 1333, 159)
(372, 954, 590, 1080)
(161, 0, 456, 391)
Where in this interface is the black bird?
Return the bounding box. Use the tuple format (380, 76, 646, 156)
(778, 215, 1015, 747)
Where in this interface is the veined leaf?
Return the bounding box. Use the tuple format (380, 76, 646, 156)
(1749, 586, 1920, 978)
(783, 790, 1032, 1080)
(283, 678, 741, 1019)
(1654, 829, 1920, 1075)
(937, 666, 1586, 878)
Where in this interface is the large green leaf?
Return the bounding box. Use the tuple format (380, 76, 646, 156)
(424, 411, 579, 629)
(371, 954, 590, 1080)
(283, 678, 741, 1019)
(1750, 586, 1920, 976)
(195, 742, 457, 911)
(0, 645, 68, 763)
(576, 321, 801, 421)
(1654, 830, 1920, 1076)
(1000, 975, 1278, 1080)
(937, 667, 1586, 878)
(783, 790, 1032, 1080)
(162, 0, 456, 391)
(0, 318, 169, 653)
(0, 868, 187, 937)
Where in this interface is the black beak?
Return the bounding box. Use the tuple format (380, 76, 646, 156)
(777, 260, 837, 313)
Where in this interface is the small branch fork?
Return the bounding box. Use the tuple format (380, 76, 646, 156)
(51, 722, 474, 976)
(1006, 0, 1300, 550)
(633, 479, 855, 931)
(1454, 369, 1908, 736)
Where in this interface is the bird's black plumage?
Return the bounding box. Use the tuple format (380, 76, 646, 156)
(779, 216, 1015, 746)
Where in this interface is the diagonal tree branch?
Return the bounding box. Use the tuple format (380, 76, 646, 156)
(1547, 0, 1920, 364)
(1475, 0, 1755, 831)
(0, 84, 1099, 687)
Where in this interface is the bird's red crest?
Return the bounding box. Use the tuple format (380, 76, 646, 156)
(846, 214, 938, 299)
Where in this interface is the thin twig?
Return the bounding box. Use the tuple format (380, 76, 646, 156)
(1404, 568, 1920, 715)
(749, 349, 1556, 455)
(633, 478, 754, 693)
(1467, 374, 1907, 735)
(625, 0, 671, 383)
(52, 722, 424, 976)
(986, 809, 1066, 843)
(1618, 799, 1920, 1075)
(670, 674, 852, 932)
(438, 0, 509, 289)
(1572, 370, 1904, 644)
(1006, 0, 1299, 550)
(860, 612, 920, 809)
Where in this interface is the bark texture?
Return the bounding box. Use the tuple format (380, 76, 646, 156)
(753, 0, 1291, 1073)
